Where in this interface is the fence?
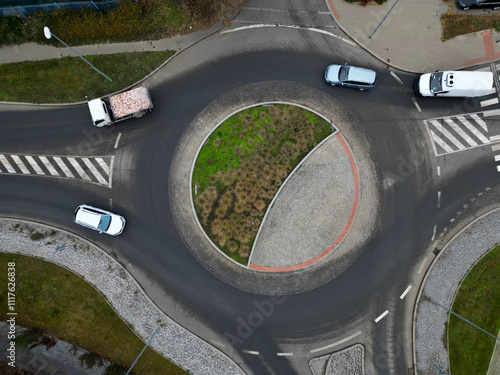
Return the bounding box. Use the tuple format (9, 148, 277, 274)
(0, 0, 117, 17)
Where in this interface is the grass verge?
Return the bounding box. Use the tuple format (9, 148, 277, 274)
(0, 50, 173, 103)
(0, 253, 187, 375)
(441, 13, 500, 40)
(448, 245, 500, 375)
(192, 104, 333, 265)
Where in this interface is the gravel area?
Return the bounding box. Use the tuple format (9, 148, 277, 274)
(326, 344, 364, 375)
(415, 208, 500, 374)
(0, 219, 244, 375)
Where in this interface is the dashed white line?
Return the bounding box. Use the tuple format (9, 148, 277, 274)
(310, 331, 362, 353)
(243, 350, 259, 355)
(437, 191, 441, 208)
(483, 109, 500, 117)
(437, 166, 441, 176)
(25, 156, 44, 175)
(492, 144, 500, 152)
(375, 310, 389, 323)
(417, 257, 428, 274)
(39, 156, 59, 176)
(411, 97, 422, 112)
(11, 155, 30, 174)
(495, 155, 500, 162)
(114, 132, 122, 149)
(490, 135, 500, 142)
(480, 98, 499, 107)
(497, 166, 500, 172)
(277, 352, 293, 357)
(432, 224, 437, 241)
(0, 155, 16, 173)
(400, 285, 412, 299)
(389, 71, 403, 84)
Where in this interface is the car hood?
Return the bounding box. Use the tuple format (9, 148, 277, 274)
(418, 74, 432, 96)
(107, 216, 125, 235)
(325, 65, 341, 82)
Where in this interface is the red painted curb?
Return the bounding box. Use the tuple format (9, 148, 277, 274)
(249, 133, 359, 272)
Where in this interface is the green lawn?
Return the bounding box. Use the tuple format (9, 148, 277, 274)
(441, 13, 500, 40)
(448, 245, 500, 375)
(192, 104, 333, 264)
(0, 51, 173, 103)
(0, 253, 187, 375)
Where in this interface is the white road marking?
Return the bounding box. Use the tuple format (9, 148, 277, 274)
(82, 158, 107, 184)
(484, 109, 500, 117)
(95, 157, 110, 175)
(480, 98, 499, 107)
(492, 144, 500, 152)
(0, 155, 16, 173)
(497, 165, 500, 172)
(210, 340, 225, 348)
(456, 116, 490, 143)
(39, 156, 59, 176)
(54, 157, 75, 178)
(389, 71, 403, 84)
(243, 350, 259, 355)
(400, 285, 412, 299)
(432, 224, 437, 241)
(430, 130, 454, 154)
(114, 132, 122, 149)
(495, 155, 500, 161)
(430, 120, 466, 149)
(490, 135, 500, 142)
(11, 155, 30, 174)
(277, 352, 293, 357)
(310, 331, 362, 353)
(437, 191, 441, 208)
(221, 24, 356, 46)
(444, 118, 478, 146)
(470, 113, 488, 131)
(375, 310, 389, 323)
(411, 97, 422, 112)
(67, 157, 89, 180)
(437, 166, 441, 176)
(417, 257, 428, 274)
(25, 156, 45, 175)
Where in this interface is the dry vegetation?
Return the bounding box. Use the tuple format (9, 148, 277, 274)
(192, 105, 333, 265)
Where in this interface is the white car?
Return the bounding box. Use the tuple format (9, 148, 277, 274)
(73, 204, 126, 236)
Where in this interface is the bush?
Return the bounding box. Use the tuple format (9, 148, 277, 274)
(0, 16, 25, 44)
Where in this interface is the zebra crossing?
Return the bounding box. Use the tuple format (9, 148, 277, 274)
(424, 109, 500, 156)
(0, 153, 113, 187)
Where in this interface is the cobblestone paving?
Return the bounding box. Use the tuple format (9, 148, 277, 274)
(250, 135, 355, 268)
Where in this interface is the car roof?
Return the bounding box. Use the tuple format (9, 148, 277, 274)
(75, 207, 101, 228)
(347, 67, 377, 84)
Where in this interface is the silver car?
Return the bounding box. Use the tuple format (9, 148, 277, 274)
(324, 63, 377, 91)
(73, 204, 126, 236)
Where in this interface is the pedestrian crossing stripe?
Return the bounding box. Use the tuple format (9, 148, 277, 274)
(0, 154, 113, 187)
(424, 111, 500, 156)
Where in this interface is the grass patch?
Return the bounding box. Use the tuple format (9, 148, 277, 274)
(0, 253, 187, 375)
(0, 50, 173, 103)
(448, 245, 500, 375)
(192, 104, 333, 265)
(441, 13, 500, 40)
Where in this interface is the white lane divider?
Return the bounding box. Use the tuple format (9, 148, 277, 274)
(310, 331, 362, 353)
(243, 350, 259, 355)
(431, 224, 437, 241)
(411, 97, 422, 112)
(375, 310, 389, 323)
(417, 257, 428, 275)
(400, 285, 412, 300)
(389, 71, 403, 84)
(277, 352, 293, 357)
(114, 132, 122, 149)
(437, 166, 441, 176)
(437, 191, 441, 208)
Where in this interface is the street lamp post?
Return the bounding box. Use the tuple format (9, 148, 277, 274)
(43, 26, 113, 82)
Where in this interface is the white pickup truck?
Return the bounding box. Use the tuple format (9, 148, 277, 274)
(88, 84, 153, 127)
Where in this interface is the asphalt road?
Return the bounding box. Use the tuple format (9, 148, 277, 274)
(1, 20, 500, 375)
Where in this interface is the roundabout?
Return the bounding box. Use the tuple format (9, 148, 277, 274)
(169, 80, 382, 294)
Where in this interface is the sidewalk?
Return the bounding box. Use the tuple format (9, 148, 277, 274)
(327, 0, 500, 72)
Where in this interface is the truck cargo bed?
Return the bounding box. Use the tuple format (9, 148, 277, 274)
(109, 85, 153, 119)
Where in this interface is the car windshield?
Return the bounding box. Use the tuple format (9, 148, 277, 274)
(97, 215, 111, 231)
(429, 72, 443, 93)
(339, 66, 349, 82)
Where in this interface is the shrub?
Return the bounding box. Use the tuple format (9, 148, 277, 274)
(0, 16, 25, 44)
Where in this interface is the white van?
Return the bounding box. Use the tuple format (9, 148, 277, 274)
(414, 71, 494, 97)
